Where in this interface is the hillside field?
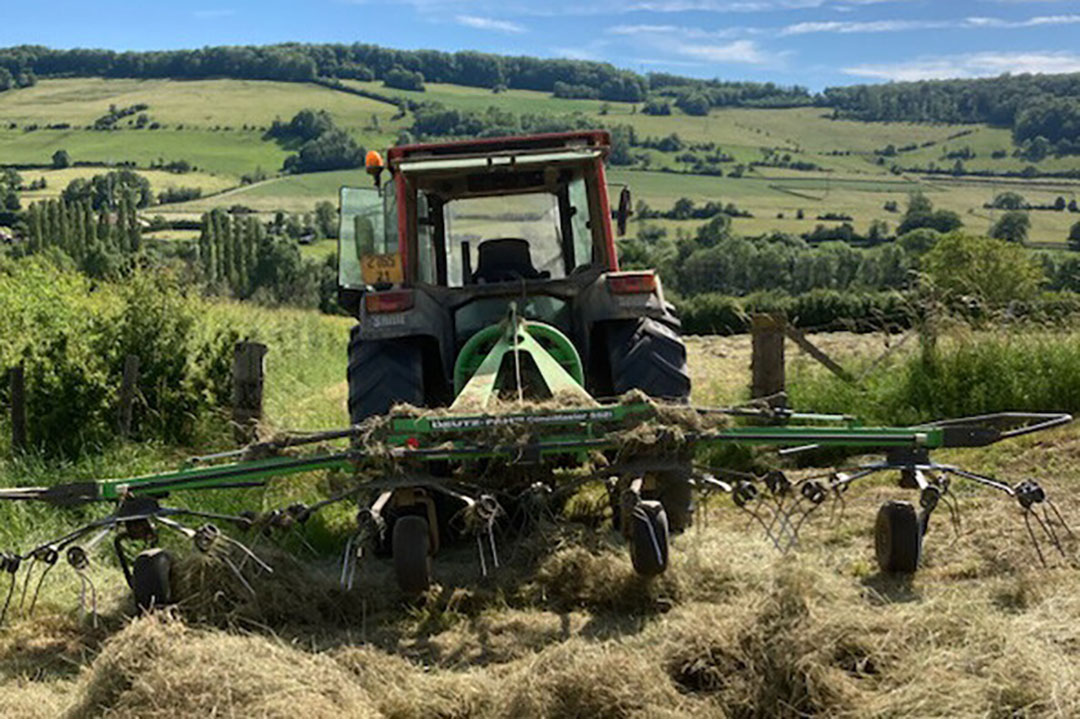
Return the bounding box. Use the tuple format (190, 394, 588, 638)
(3, 77, 1080, 245)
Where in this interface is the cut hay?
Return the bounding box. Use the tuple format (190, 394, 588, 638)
(62, 613, 377, 719)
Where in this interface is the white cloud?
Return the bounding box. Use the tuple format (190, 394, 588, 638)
(964, 14, 1080, 27)
(454, 15, 526, 33)
(844, 50, 1080, 81)
(607, 23, 746, 38)
(780, 13, 1080, 35)
(781, 19, 950, 34)
(678, 39, 779, 64)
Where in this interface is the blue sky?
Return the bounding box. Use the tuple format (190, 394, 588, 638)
(3, 0, 1080, 89)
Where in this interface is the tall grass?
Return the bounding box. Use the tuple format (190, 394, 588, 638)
(789, 326, 1080, 425)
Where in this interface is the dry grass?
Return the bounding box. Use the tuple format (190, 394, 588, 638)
(2, 333, 1080, 717)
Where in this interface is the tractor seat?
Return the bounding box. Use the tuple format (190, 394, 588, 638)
(472, 238, 551, 284)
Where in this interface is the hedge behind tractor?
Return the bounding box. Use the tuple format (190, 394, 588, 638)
(0, 131, 1073, 617)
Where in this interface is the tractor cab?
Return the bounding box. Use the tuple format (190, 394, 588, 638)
(338, 131, 620, 305)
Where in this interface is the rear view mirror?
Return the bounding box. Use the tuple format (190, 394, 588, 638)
(616, 187, 632, 236)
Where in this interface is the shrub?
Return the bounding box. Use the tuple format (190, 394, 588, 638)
(0, 259, 237, 456)
(922, 232, 1042, 306)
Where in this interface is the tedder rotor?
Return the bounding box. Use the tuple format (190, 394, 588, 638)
(0, 131, 1074, 616)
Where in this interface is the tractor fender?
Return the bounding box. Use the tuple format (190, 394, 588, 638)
(574, 271, 677, 362)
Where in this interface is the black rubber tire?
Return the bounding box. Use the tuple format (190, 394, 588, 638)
(347, 327, 424, 424)
(874, 501, 921, 574)
(603, 316, 691, 402)
(629, 500, 670, 577)
(659, 473, 694, 533)
(132, 548, 174, 611)
(392, 515, 432, 595)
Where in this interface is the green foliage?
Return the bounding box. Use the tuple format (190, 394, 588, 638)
(922, 233, 1042, 305)
(898, 228, 941, 255)
(989, 210, 1031, 243)
(990, 191, 1026, 210)
(675, 92, 710, 117)
(383, 66, 425, 92)
(677, 289, 913, 335)
(22, 197, 140, 276)
(270, 109, 364, 174)
(1070, 220, 1080, 249)
(897, 192, 963, 235)
(791, 329, 1080, 426)
(643, 99, 671, 116)
(0, 259, 236, 456)
(61, 168, 152, 209)
(51, 149, 70, 168)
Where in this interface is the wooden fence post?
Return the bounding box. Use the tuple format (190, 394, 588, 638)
(232, 341, 267, 443)
(10, 363, 26, 452)
(116, 355, 140, 438)
(751, 314, 786, 407)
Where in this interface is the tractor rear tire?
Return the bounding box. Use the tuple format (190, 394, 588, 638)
(874, 501, 921, 574)
(629, 500, 670, 577)
(347, 328, 425, 424)
(132, 548, 174, 611)
(392, 516, 432, 595)
(603, 317, 691, 402)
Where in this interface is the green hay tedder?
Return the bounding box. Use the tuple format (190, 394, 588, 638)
(0, 131, 1073, 615)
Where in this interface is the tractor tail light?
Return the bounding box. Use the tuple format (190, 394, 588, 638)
(607, 272, 657, 295)
(365, 290, 414, 314)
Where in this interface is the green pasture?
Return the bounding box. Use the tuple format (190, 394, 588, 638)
(0, 127, 286, 179)
(0, 78, 402, 133)
(18, 167, 236, 202)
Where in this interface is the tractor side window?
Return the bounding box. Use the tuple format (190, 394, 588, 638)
(415, 193, 438, 285)
(567, 177, 593, 267)
(338, 185, 399, 289)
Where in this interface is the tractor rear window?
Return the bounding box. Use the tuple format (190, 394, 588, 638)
(441, 177, 593, 287)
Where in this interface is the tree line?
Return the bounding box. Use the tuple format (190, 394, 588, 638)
(823, 73, 1080, 157)
(20, 195, 141, 278)
(0, 43, 809, 105)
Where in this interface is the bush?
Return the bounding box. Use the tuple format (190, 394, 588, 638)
(922, 232, 1042, 306)
(792, 329, 1080, 425)
(676, 290, 914, 335)
(0, 259, 237, 456)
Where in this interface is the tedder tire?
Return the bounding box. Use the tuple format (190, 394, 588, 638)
(347, 328, 424, 424)
(392, 516, 432, 595)
(659, 473, 694, 533)
(629, 500, 670, 577)
(874, 501, 921, 574)
(132, 548, 174, 611)
(603, 317, 691, 402)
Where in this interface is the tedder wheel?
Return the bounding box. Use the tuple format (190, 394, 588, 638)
(659, 473, 694, 533)
(392, 515, 432, 595)
(874, 501, 922, 574)
(629, 500, 670, 577)
(131, 548, 174, 611)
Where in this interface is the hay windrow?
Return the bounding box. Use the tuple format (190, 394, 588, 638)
(62, 614, 377, 719)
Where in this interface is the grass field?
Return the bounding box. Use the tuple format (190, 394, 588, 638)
(17, 167, 236, 202)
(0, 78, 401, 134)
(0, 127, 288, 179)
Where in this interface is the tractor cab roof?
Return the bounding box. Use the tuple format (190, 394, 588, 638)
(387, 130, 610, 169)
